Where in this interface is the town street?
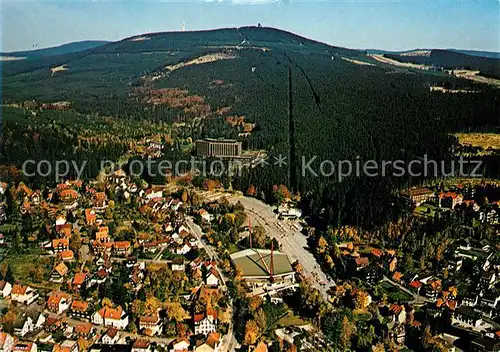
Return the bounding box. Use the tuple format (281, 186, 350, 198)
(185, 218, 237, 352)
(228, 195, 335, 300)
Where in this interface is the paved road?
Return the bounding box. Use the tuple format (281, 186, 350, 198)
(185, 218, 235, 352)
(228, 196, 335, 301)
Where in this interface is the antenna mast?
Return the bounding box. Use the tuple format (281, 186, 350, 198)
(270, 241, 274, 282)
(249, 218, 252, 249)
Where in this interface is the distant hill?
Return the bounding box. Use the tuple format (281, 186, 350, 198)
(383, 49, 500, 79)
(1, 40, 109, 60)
(367, 48, 500, 59)
(449, 49, 500, 59)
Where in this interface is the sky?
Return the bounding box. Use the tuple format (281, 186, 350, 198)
(1, 0, 499, 53)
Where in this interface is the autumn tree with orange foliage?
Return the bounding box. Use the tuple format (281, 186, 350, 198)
(243, 320, 260, 345)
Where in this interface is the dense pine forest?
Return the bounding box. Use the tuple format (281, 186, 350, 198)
(1, 26, 499, 230)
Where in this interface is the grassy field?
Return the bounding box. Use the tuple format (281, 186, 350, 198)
(414, 204, 439, 218)
(277, 313, 308, 327)
(376, 281, 412, 303)
(2, 253, 58, 290)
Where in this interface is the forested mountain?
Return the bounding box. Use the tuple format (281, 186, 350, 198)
(1, 26, 499, 230)
(384, 49, 500, 78)
(367, 48, 500, 59)
(1, 40, 109, 59)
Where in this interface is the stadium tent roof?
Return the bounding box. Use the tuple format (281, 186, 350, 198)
(230, 248, 294, 278)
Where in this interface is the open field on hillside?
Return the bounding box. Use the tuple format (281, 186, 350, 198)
(50, 64, 68, 75)
(342, 57, 376, 66)
(450, 69, 500, 87)
(0, 56, 26, 61)
(455, 133, 500, 149)
(165, 52, 237, 72)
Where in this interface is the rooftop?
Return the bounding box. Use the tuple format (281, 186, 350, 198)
(230, 248, 294, 278)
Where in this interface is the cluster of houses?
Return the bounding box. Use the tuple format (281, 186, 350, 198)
(0, 172, 236, 352)
(331, 236, 500, 350)
(402, 184, 500, 225)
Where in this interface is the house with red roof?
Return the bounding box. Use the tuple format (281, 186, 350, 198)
(72, 272, 88, 289)
(0, 280, 12, 298)
(11, 284, 38, 305)
(0, 332, 15, 352)
(47, 291, 72, 314)
(195, 332, 220, 352)
(194, 307, 218, 336)
(52, 238, 69, 253)
(139, 313, 162, 336)
(70, 300, 94, 321)
(13, 341, 37, 352)
(92, 306, 129, 330)
(131, 339, 150, 352)
(85, 208, 96, 225)
(113, 241, 132, 256)
(60, 249, 74, 261)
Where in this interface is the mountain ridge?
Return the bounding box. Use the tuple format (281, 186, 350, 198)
(1, 40, 109, 60)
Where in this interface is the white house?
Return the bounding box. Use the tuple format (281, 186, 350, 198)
(205, 268, 220, 287)
(13, 313, 44, 338)
(194, 309, 218, 336)
(92, 306, 129, 330)
(170, 338, 190, 352)
(101, 328, 120, 345)
(145, 189, 163, 201)
(138, 314, 162, 336)
(0, 280, 12, 298)
(199, 210, 212, 223)
(176, 243, 191, 256)
(11, 284, 38, 305)
(55, 215, 66, 227)
(171, 259, 185, 272)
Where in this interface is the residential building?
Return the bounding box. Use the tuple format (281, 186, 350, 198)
(138, 314, 162, 336)
(11, 285, 38, 305)
(12, 342, 37, 352)
(131, 339, 150, 352)
(101, 328, 119, 345)
(69, 301, 94, 321)
(92, 306, 129, 330)
(0, 280, 12, 298)
(194, 308, 218, 336)
(170, 338, 190, 352)
(50, 263, 69, 283)
(195, 332, 220, 352)
(401, 188, 434, 206)
(0, 332, 15, 352)
(452, 307, 483, 329)
(46, 291, 72, 314)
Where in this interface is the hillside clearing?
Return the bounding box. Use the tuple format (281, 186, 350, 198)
(0, 56, 26, 61)
(130, 36, 150, 42)
(369, 54, 428, 70)
(455, 133, 500, 149)
(450, 69, 500, 87)
(342, 57, 376, 66)
(165, 52, 237, 72)
(51, 64, 68, 75)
